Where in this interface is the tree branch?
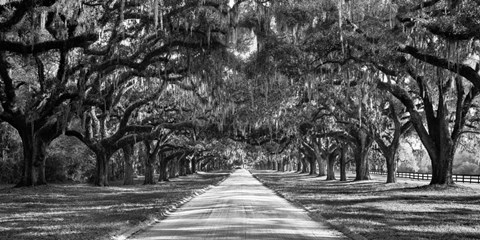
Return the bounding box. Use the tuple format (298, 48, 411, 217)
(0, 33, 98, 54)
(398, 44, 480, 89)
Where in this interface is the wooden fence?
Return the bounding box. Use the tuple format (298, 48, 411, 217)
(369, 171, 480, 184)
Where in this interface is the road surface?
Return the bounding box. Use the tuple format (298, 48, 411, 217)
(130, 169, 348, 240)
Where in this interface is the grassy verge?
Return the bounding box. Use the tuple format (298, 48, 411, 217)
(0, 172, 229, 240)
(252, 170, 480, 240)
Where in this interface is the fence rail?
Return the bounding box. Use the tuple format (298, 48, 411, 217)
(369, 171, 480, 184)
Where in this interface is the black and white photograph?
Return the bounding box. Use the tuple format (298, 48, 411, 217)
(1, 0, 480, 239)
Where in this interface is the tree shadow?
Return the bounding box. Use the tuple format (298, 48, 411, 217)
(253, 171, 480, 240)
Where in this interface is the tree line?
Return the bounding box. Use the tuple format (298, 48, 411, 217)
(230, 0, 480, 186)
(0, 0, 248, 186)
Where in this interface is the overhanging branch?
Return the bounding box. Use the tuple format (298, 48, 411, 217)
(0, 33, 98, 54)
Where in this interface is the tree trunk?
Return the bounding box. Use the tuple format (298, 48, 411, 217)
(109, 161, 116, 182)
(354, 148, 370, 181)
(354, 130, 372, 181)
(313, 144, 326, 176)
(158, 156, 169, 182)
(301, 158, 308, 173)
(16, 131, 37, 187)
(144, 159, 155, 184)
(123, 144, 134, 185)
(179, 158, 187, 176)
(309, 156, 316, 175)
(186, 158, 191, 174)
(340, 146, 347, 181)
(326, 152, 336, 180)
(15, 118, 63, 187)
(191, 157, 197, 173)
(16, 129, 51, 187)
(317, 158, 326, 176)
(169, 159, 177, 178)
(94, 150, 111, 186)
(36, 138, 50, 185)
(429, 143, 455, 185)
(144, 154, 156, 184)
(168, 159, 174, 177)
(385, 150, 397, 183)
(175, 158, 180, 176)
(410, 116, 455, 185)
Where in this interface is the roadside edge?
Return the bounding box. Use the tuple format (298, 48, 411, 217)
(250, 170, 368, 240)
(106, 173, 230, 240)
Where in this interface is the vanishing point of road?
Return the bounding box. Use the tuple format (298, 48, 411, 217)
(130, 169, 348, 240)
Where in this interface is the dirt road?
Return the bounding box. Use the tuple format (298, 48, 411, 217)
(130, 169, 348, 240)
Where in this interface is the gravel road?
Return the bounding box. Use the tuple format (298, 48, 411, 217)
(130, 168, 348, 240)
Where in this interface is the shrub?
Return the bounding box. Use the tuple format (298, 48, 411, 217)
(453, 152, 480, 175)
(0, 123, 22, 184)
(0, 158, 22, 184)
(45, 135, 95, 182)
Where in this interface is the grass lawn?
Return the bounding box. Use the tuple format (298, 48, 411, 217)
(252, 170, 480, 240)
(0, 172, 229, 240)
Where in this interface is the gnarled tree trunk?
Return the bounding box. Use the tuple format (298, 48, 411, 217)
(385, 149, 397, 183)
(16, 120, 62, 187)
(429, 142, 455, 185)
(16, 131, 38, 187)
(317, 158, 326, 176)
(354, 148, 370, 181)
(326, 151, 337, 180)
(353, 130, 372, 181)
(94, 149, 112, 186)
(158, 153, 169, 182)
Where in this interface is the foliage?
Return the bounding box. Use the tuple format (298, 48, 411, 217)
(0, 123, 21, 183)
(453, 151, 480, 175)
(45, 135, 95, 182)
